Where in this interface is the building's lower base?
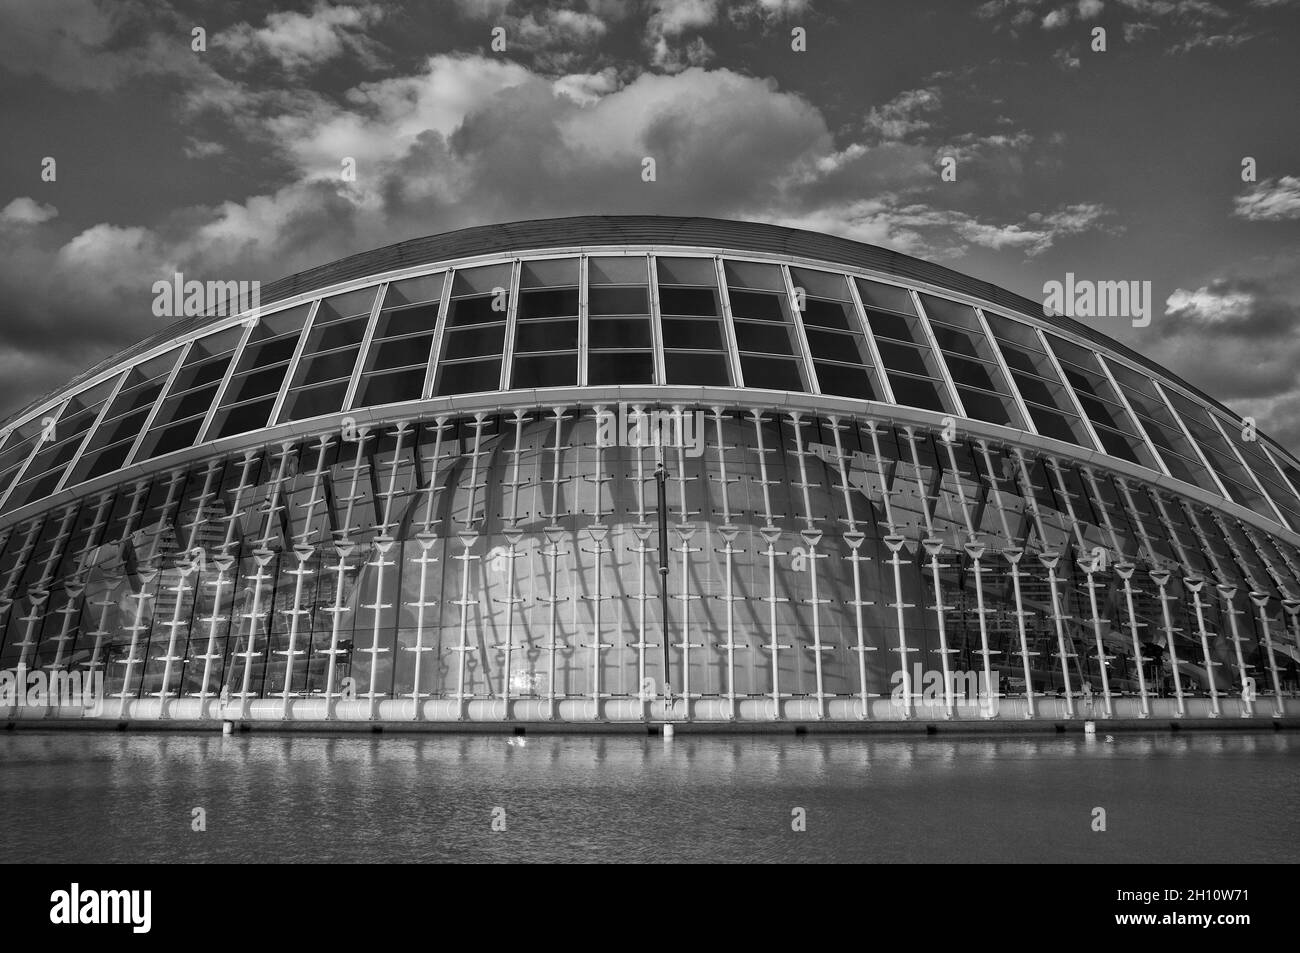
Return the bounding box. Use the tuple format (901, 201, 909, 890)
(6, 694, 1299, 733)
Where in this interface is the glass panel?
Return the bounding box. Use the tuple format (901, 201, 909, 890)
(513, 353, 578, 389)
(1043, 333, 1158, 470)
(588, 256, 646, 285)
(588, 353, 654, 385)
(855, 278, 917, 315)
(663, 352, 729, 387)
(790, 267, 883, 400)
(1105, 360, 1221, 494)
(136, 326, 244, 460)
(657, 257, 732, 387)
(353, 275, 445, 409)
(434, 265, 512, 397)
(655, 257, 715, 286)
(521, 257, 579, 288)
(724, 260, 807, 392)
(918, 295, 1023, 428)
(66, 349, 184, 485)
(3, 379, 117, 510)
(1163, 389, 1269, 512)
(583, 254, 649, 386)
(982, 313, 1091, 446)
(206, 303, 312, 440)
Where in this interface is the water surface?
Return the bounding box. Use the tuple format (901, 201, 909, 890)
(1, 731, 1295, 863)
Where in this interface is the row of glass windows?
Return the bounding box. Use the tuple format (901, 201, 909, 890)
(2, 254, 1299, 540)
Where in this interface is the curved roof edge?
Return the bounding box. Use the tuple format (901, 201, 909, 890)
(0, 214, 1273, 449)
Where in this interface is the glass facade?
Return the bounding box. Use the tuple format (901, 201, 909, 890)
(2, 224, 1299, 724)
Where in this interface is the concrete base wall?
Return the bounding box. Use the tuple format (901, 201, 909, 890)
(7, 693, 1299, 733)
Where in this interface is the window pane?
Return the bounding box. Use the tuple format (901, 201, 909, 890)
(662, 318, 722, 350)
(515, 320, 578, 353)
(855, 278, 917, 315)
(815, 362, 876, 400)
(435, 359, 501, 397)
(588, 256, 646, 285)
(660, 287, 718, 317)
(589, 286, 648, 315)
(589, 318, 652, 350)
(589, 353, 654, 385)
(519, 288, 579, 319)
(665, 352, 730, 386)
(513, 353, 578, 388)
(739, 355, 805, 392)
(520, 257, 579, 288)
(656, 257, 715, 286)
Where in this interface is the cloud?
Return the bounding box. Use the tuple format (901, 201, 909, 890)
(221, 2, 388, 74)
(1052, 47, 1082, 69)
(0, 0, 218, 91)
(1166, 283, 1264, 324)
(0, 197, 58, 226)
(1042, 8, 1072, 29)
(1078, 0, 1105, 18)
(863, 87, 943, 142)
(645, 0, 720, 71)
(772, 199, 1118, 259)
(1149, 279, 1300, 435)
(1233, 176, 1300, 221)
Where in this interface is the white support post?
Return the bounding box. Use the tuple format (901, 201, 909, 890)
(230, 548, 276, 721)
(673, 522, 702, 720)
(1248, 591, 1286, 717)
(630, 521, 657, 721)
(1183, 575, 1221, 717)
(450, 530, 479, 721)
(154, 555, 198, 719)
(759, 526, 791, 721)
(193, 553, 236, 714)
(802, 528, 833, 720)
(540, 524, 567, 721)
(716, 524, 746, 721)
(1003, 548, 1037, 720)
(1217, 584, 1253, 717)
(276, 544, 314, 720)
(493, 528, 524, 721)
(582, 524, 612, 721)
(360, 535, 395, 720)
(321, 541, 356, 720)
(1113, 562, 1151, 718)
(114, 569, 158, 720)
(1038, 550, 1075, 718)
(1149, 569, 1187, 718)
(407, 533, 438, 720)
(964, 542, 1001, 719)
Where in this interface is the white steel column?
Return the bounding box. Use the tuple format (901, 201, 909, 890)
(1217, 584, 1252, 717)
(1248, 591, 1286, 717)
(1113, 561, 1151, 718)
(582, 523, 612, 720)
(1148, 569, 1187, 717)
(1183, 575, 1221, 717)
(829, 415, 875, 719)
(321, 541, 355, 720)
(450, 529, 479, 721)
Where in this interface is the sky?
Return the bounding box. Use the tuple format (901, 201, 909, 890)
(1, 0, 1299, 447)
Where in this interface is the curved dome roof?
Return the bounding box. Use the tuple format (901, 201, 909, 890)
(0, 215, 1245, 427)
(1, 214, 1297, 540)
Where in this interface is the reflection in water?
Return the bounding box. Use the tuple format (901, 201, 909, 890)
(0, 731, 1296, 863)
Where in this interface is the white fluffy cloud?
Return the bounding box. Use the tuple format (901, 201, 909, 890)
(0, 198, 58, 226)
(1166, 284, 1259, 322)
(221, 2, 387, 73)
(1233, 176, 1300, 221)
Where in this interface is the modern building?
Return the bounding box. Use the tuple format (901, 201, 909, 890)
(2, 215, 1298, 727)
